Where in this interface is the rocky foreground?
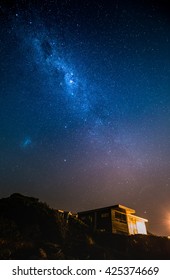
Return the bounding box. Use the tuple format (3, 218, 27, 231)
(0, 193, 169, 260)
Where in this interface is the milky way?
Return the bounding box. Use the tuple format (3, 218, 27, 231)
(0, 0, 170, 235)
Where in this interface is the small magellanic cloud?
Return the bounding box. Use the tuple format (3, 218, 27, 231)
(20, 137, 32, 149)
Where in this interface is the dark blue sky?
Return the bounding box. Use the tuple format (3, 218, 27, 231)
(0, 0, 170, 235)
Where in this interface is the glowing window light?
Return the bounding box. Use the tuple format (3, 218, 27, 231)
(136, 221, 147, 234)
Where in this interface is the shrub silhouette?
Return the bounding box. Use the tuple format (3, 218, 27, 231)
(0, 193, 65, 243)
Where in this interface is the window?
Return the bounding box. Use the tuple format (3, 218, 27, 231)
(115, 211, 127, 223)
(136, 221, 147, 234)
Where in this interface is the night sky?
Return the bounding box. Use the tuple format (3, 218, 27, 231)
(0, 0, 170, 236)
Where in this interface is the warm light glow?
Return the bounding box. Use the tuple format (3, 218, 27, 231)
(136, 221, 147, 234)
(127, 216, 147, 235)
(163, 211, 170, 231)
(167, 214, 170, 228)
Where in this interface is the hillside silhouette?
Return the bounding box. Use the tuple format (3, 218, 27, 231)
(0, 193, 169, 260)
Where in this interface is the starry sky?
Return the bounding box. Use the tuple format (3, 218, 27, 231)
(0, 0, 170, 236)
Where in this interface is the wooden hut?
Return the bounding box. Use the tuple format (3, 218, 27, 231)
(78, 204, 148, 235)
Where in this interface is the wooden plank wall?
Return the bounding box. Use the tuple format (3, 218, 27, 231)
(111, 210, 129, 234)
